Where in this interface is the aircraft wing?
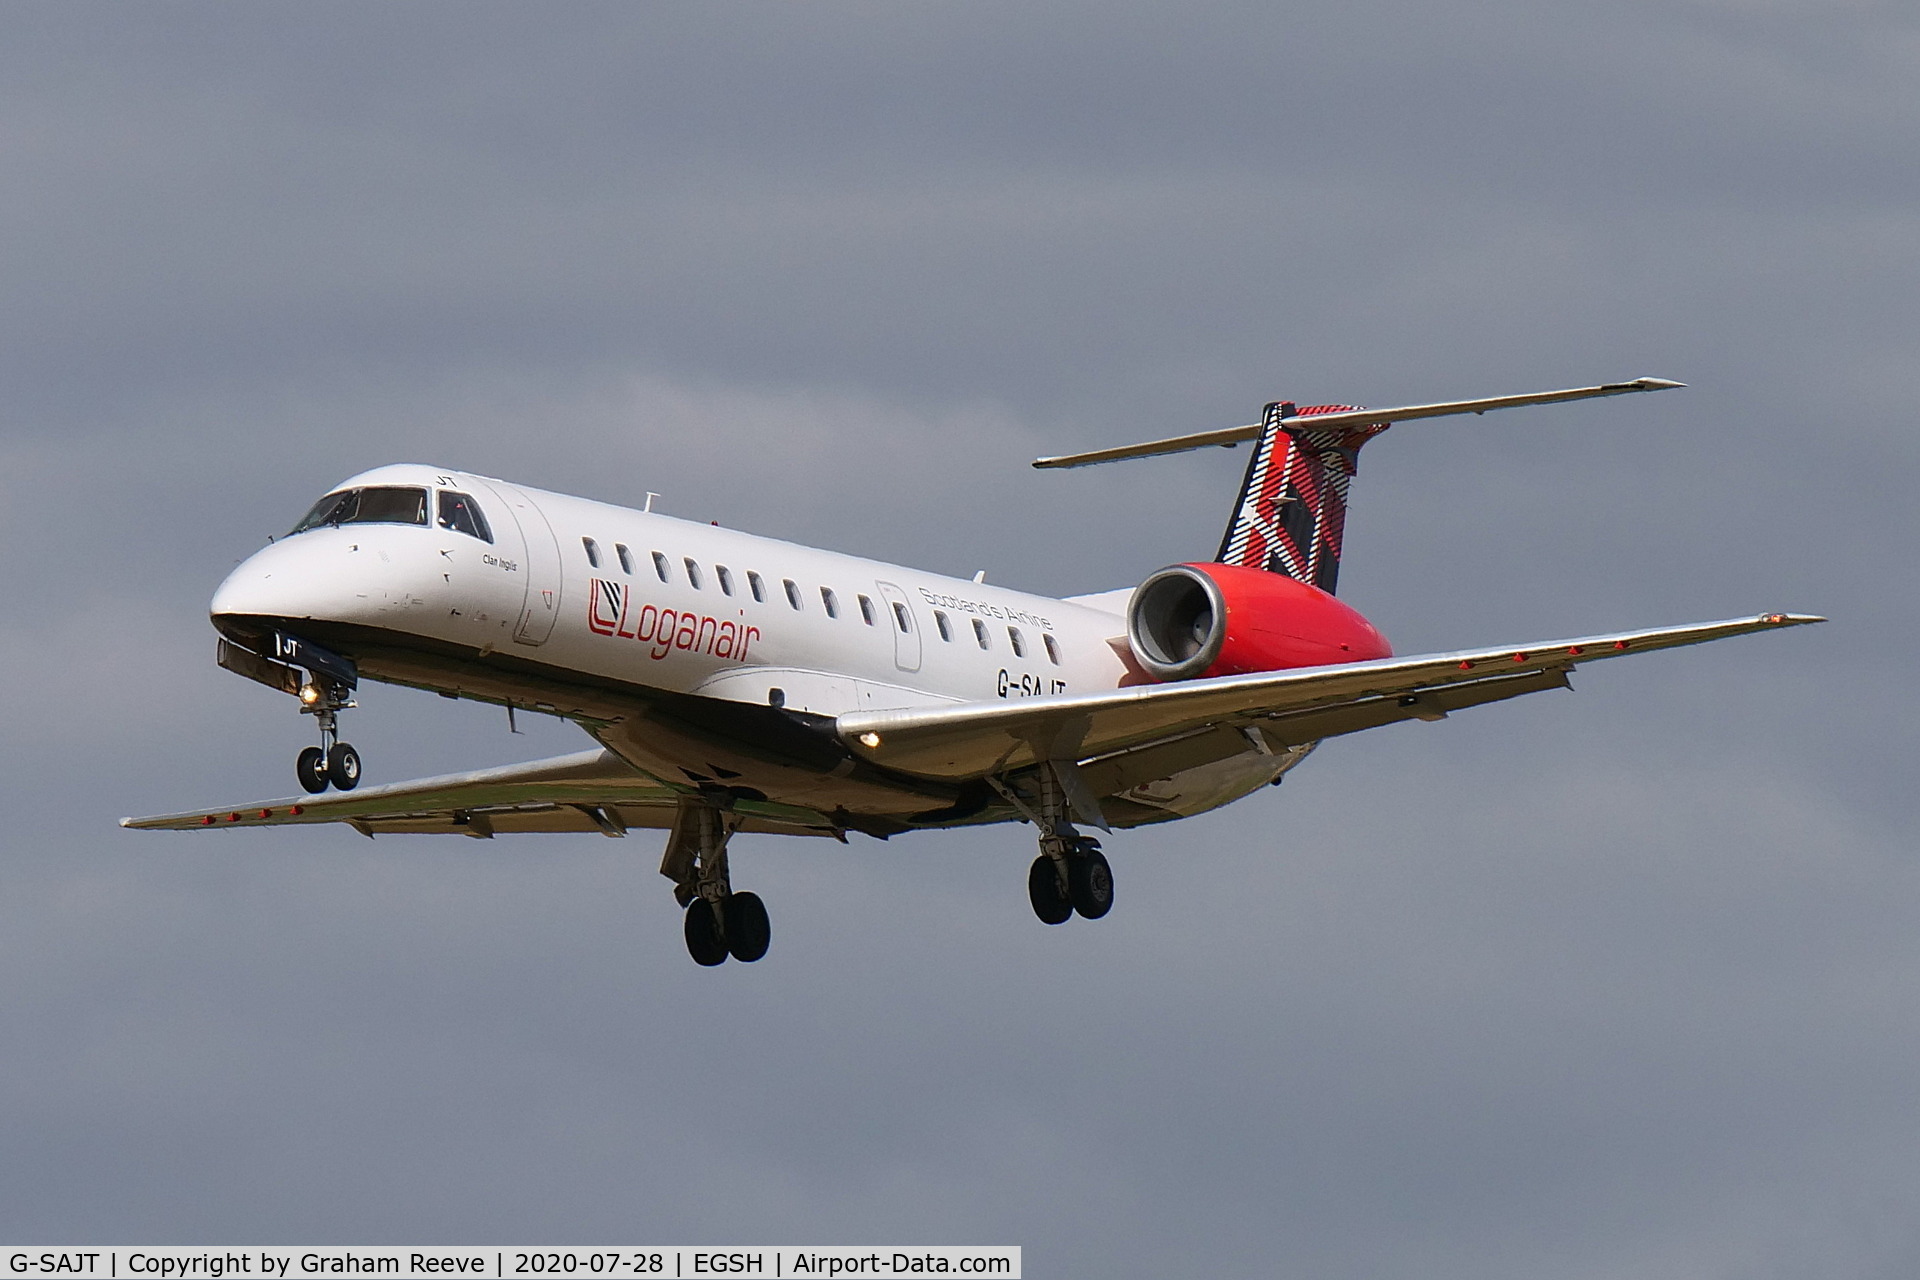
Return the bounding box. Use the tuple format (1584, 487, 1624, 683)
(121, 748, 842, 839)
(836, 613, 1821, 782)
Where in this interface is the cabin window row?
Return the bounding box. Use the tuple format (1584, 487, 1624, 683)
(579, 539, 890, 627)
(930, 611, 1061, 664)
(578, 536, 1059, 663)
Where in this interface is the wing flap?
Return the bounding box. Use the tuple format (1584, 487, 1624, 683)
(1075, 666, 1572, 797)
(838, 613, 1820, 780)
(122, 748, 840, 839)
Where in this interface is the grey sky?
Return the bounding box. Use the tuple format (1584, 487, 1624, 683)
(1, 3, 1914, 1276)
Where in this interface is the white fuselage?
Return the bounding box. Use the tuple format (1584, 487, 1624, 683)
(214, 464, 1135, 714)
(209, 464, 1297, 828)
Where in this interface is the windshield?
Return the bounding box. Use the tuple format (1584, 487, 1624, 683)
(289, 486, 429, 535)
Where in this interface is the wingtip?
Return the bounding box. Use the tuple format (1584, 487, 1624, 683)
(1631, 377, 1687, 390)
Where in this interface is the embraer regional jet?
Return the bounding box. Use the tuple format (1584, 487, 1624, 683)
(126, 379, 1819, 966)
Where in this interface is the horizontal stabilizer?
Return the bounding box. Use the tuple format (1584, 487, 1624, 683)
(1032, 378, 1684, 469)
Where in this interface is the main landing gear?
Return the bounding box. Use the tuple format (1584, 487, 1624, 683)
(1028, 837, 1112, 924)
(295, 680, 361, 794)
(994, 764, 1117, 926)
(661, 797, 770, 967)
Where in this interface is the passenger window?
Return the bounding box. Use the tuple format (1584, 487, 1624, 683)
(857, 595, 876, 625)
(892, 602, 912, 633)
(684, 558, 704, 589)
(615, 543, 634, 575)
(582, 537, 601, 569)
(1008, 627, 1025, 658)
(973, 618, 990, 649)
(748, 571, 767, 602)
(1043, 633, 1061, 665)
(717, 565, 735, 596)
(934, 611, 952, 641)
(435, 491, 493, 543)
(821, 587, 839, 618)
(652, 552, 672, 583)
(783, 579, 803, 610)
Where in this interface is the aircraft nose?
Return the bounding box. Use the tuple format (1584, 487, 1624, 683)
(211, 541, 322, 644)
(211, 528, 451, 648)
(212, 537, 323, 612)
(210, 534, 386, 641)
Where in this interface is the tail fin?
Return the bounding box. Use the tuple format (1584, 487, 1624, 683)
(1216, 402, 1389, 595)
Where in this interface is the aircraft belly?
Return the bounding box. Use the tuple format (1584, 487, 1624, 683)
(342, 631, 1308, 833)
(1109, 743, 1315, 825)
(306, 629, 961, 831)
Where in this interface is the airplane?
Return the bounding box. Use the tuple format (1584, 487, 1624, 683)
(124, 378, 1820, 966)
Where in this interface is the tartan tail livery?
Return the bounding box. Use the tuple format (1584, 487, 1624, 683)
(1216, 400, 1385, 594)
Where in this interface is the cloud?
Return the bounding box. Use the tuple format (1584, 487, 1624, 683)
(0, 3, 1913, 1276)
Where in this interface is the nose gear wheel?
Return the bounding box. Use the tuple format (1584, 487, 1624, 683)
(326, 742, 362, 791)
(296, 746, 329, 794)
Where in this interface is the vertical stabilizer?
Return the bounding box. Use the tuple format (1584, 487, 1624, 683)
(1215, 402, 1390, 595)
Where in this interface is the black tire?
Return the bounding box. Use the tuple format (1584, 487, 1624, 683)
(296, 746, 329, 794)
(684, 898, 729, 966)
(1068, 846, 1114, 920)
(326, 742, 362, 791)
(1028, 855, 1073, 925)
(723, 891, 771, 963)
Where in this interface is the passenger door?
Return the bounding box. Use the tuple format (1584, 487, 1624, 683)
(873, 581, 922, 673)
(475, 480, 564, 645)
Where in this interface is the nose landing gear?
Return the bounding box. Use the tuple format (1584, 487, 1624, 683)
(295, 680, 361, 794)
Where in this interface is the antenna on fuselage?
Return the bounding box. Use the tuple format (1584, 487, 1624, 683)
(644, 492, 660, 513)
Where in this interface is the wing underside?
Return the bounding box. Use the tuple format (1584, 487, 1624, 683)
(836, 613, 1822, 781)
(121, 748, 841, 839)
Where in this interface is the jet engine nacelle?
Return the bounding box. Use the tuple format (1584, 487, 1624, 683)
(1126, 562, 1393, 681)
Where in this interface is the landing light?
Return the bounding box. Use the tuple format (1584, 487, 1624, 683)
(859, 732, 882, 749)
(299, 683, 321, 706)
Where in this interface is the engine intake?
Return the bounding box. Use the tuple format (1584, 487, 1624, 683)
(1128, 566, 1228, 681)
(1126, 562, 1392, 682)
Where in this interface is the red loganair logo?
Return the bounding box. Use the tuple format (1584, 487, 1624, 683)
(588, 578, 761, 662)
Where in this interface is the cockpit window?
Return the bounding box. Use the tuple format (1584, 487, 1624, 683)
(290, 486, 428, 535)
(436, 491, 493, 543)
(292, 490, 356, 532)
